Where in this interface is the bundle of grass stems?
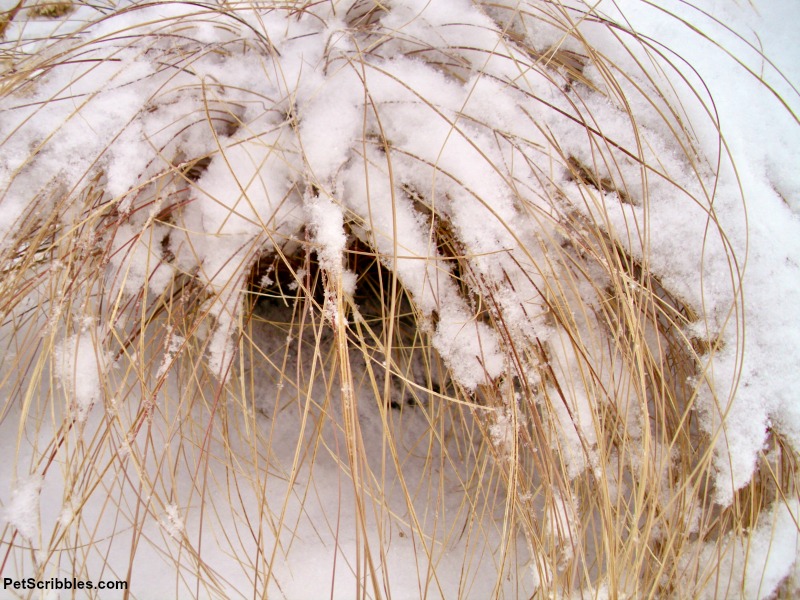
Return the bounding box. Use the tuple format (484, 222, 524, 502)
(1, 0, 798, 598)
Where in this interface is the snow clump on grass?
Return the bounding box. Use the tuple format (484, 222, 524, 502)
(2, 475, 43, 545)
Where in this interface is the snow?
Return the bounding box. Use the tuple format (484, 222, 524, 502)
(305, 193, 347, 276)
(2, 475, 42, 544)
(160, 503, 184, 541)
(54, 330, 106, 423)
(682, 499, 800, 599)
(299, 68, 362, 183)
(586, 0, 800, 506)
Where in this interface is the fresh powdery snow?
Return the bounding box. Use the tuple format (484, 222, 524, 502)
(0, 0, 798, 598)
(596, 0, 800, 508)
(54, 329, 107, 423)
(2, 475, 43, 545)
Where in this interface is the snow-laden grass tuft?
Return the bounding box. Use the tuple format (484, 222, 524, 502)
(0, 0, 798, 598)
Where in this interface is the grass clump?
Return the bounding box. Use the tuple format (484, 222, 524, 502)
(0, 0, 798, 598)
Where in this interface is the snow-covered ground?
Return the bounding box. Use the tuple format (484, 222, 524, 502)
(0, 0, 798, 598)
